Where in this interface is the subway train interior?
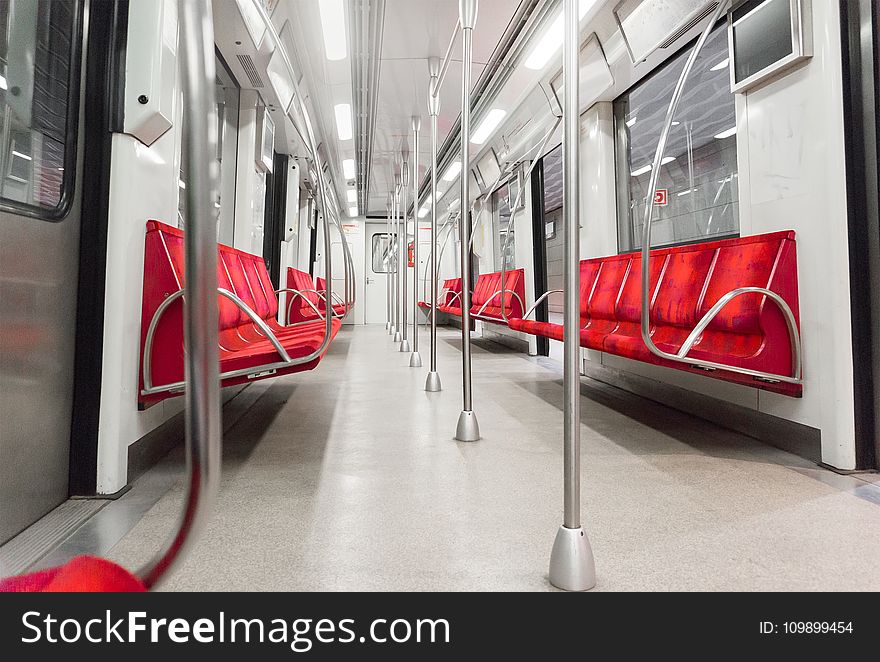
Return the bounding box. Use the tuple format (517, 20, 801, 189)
(0, 0, 878, 594)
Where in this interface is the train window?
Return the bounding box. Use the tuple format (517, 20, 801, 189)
(493, 182, 516, 271)
(371, 232, 395, 273)
(614, 23, 739, 252)
(0, 0, 79, 218)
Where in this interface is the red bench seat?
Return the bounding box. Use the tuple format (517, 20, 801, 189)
(440, 269, 525, 324)
(508, 232, 801, 397)
(419, 277, 462, 311)
(139, 220, 340, 407)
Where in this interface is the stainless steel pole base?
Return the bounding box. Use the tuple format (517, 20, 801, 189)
(454, 409, 480, 442)
(409, 351, 422, 367)
(425, 371, 442, 392)
(399, 339, 411, 353)
(549, 525, 596, 591)
(385, 321, 390, 330)
(389, 324, 396, 337)
(393, 330, 402, 342)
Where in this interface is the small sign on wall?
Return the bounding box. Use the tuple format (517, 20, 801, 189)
(653, 189, 668, 206)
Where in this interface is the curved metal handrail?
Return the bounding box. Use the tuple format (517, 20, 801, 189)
(521, 289, 563, 320)
(422, 212, 459, 301)
(142, 287, 305, 396)
(474, 289, 525, 320)
(675, 287, 802, 381)
(637, 0, 802, 386)
(497, 115, 562, 323)
(138, 0, 220, 590)
(250, 0, 335, 363)
(277, 287, 326, 325)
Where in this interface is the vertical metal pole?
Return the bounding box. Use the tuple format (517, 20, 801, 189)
(454, 0, 480, 441)
(548, 0, 596, 592)
(410, 116, 423, 366)
(392, 176, 402, 342)
(400, 153, 411, 353)
(140, 0, 221, 589)
(425, 58, 442, 391)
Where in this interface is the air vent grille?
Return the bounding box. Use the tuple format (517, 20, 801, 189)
(236, 53, 264, 88)
(658, 2, 719, 50)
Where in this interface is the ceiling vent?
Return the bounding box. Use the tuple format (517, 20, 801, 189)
(614, 0, 719, 63)
(236, 53, 265, 88)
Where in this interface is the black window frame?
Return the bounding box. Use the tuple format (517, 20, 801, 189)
(613, 18, 740, 255)
(0, 0, 84, 222)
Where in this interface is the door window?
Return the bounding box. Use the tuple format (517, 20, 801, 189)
(0, 0, 80, 218)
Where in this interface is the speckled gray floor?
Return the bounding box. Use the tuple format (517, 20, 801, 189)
(102, 325, 880, 591)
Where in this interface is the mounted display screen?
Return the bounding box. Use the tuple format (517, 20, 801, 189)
(729, 0, 811, 93)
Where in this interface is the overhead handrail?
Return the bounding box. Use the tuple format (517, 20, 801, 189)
(250, 0, 335, 362)
(422, 211, 459, 301)
(638, 0, 802, 386)
(497, 115, 562, 324)
(137, 0, 221, 589)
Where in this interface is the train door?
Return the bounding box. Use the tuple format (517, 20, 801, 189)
(364, 222, 392, 324)
(0, 0, 84, 543)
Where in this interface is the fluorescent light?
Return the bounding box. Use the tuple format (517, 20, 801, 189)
(318, 0, 347, 61)
(677, 189, 694, 197)
(710, 57, 730, 72)
(346, 189, 357, 203)
(525, 13, 563, 70)
(626, 117, 637, 128)
(0, 74, 6, 90)
(714, 126, 737, 140)
(178, 178, 186, 189)
(348, 206, 358, 218)
(342, 158, 356, 180)
(523, 0, 598, 70)
(471, 108, 507, 145)
(11, 150, 32, 161)
(334, 103, 353, 141)
(631, 156, 674, 177)
(442, 161, 462, 182)
(671, 121, 681, 126)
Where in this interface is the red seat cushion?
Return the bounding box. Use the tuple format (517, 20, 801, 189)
(509, 318, 564, 341)
(602, 254, 665, 360)
(0, 556, 145, 593)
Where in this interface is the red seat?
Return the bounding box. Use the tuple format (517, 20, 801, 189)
(0, 556, 145, 593)
(444, 269, 526, 323)
(315, 276, 347, 317)
(508, 261, 600, 340)
(420, 277, 462, 311)
(601, 254, 665, 361)
(285, 267, 325, 323)
(139, 221, 340, 407)
(509, 231, 801, 397)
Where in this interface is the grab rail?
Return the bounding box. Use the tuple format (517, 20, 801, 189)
(497, 115, 562, 323)
(638, 0, 803, 386)
(250, 0, 335, 362)
(278, 288, 327, 324)
(138, 0, 221, 589)
(521, 289, 563, 320)
(142, 287, 300, 396)
(474, 289, 525, 319)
